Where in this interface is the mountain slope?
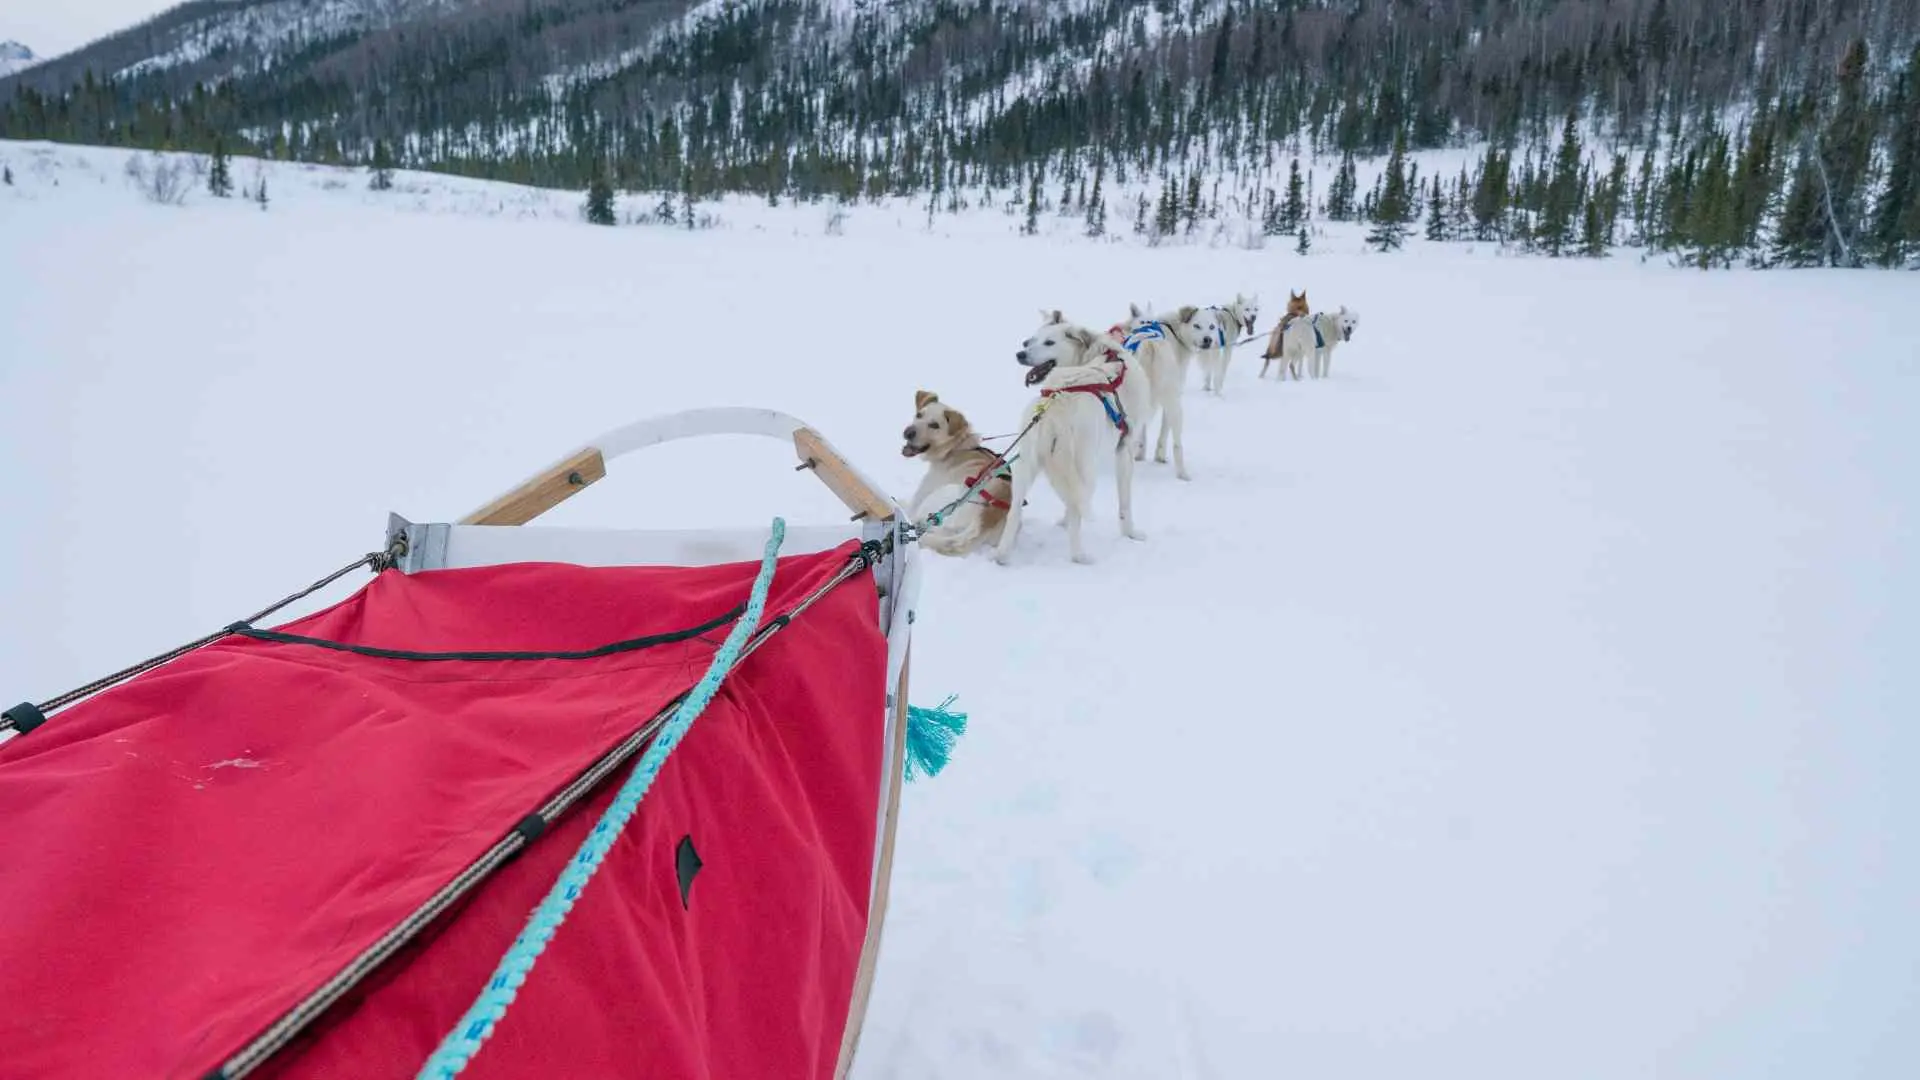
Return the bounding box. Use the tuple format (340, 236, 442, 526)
(0, 41, 35, 78)
(3, 1, 1918, 268)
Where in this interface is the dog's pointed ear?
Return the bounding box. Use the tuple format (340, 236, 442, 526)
(914, 389, 937, 411)
(1038, 307, 1051, 324)
(1066, 326, 1095, 349)
(1178, 305, 1198, 323)
(1050, 308, 1064, 325)
(1129, 302, 1143, 318)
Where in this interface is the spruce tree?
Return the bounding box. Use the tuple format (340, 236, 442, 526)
(1771, 154, 1824, 267)
(1183, 172, 1202, 235)
(255, 175, 269, 210)
(1134, 192, 1150, 235)
(1367, 133, 1411, 251)
(1024, 166, 1042, 236)
(1424, 176, 1447, 241)
(369, 140, 395, 191)
(1540, 112, 1583, 256)
(208, 136, 233, 198)
(585, 175, 617, 225)
(682, 174, 696, 229)
(1084, 164, 1106, 238)
(1154, 183, 1180, 239)
(1580, 194, 1608, 257)
(1282, 158, 1306, 232)
(1471, 146, 1510, 240)
(1295, 223, 1311, 256)
(3, 165, 11, 186)
(1870, 43, 1920, 266)
(1325, 151, 1358, 221)
(1815, 39, 1875, 267)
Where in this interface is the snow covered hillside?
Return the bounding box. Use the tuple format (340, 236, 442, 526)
(2, 141, 1916, 1078)
(0, 41, 36, 78)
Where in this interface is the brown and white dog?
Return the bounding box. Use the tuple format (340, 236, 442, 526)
(901, 390, 1015, 557)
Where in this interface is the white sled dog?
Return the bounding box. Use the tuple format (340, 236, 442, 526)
(900, 390, 1015, 557)
(1262, 306, 1361, 381)
(1117, 302, 1219, 481)
(1196, 293, 1260, 397)
(997, 311, 1153, 565)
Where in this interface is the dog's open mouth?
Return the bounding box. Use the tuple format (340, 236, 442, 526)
(1023, 359, 1057, 387)
(901, 443, 926, 458)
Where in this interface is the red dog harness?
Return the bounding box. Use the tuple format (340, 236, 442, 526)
(1039, 360, 1130, 438)
(964, 461, 1012, 510)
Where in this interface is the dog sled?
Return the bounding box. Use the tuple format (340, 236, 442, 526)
(0, 409, 943, 1080)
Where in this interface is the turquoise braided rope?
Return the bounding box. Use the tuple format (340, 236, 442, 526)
(414, 517, 787, 1080)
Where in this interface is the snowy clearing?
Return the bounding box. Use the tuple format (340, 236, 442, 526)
(2, 142, 1917, 1078)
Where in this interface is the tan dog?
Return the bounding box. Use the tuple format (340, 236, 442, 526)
(1260, 291, 1313, 378)
(901, 390, 1015, 557)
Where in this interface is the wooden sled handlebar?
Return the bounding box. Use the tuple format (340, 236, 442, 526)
(458, 409, 899, 527)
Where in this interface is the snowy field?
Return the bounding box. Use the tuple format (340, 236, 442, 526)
(3, 141, 1917, 1078)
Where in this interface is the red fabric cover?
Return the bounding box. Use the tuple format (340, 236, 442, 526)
(0, 544, 887, 1080)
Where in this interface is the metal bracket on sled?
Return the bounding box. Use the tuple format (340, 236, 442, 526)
(385, 514, 450, 575)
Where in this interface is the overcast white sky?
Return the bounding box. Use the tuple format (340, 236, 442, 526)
(8, 0, 176, 59)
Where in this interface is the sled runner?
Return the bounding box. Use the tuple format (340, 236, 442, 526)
(0, 408, 927, 1080)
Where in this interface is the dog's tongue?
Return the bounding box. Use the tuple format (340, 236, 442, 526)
(1024, 360, 1056, 387)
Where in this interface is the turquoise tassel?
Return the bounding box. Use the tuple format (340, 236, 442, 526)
(904, 695, 967, 781)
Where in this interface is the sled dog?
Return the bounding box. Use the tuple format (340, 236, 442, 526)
(1197, 293, 1260, 397)
(1259, 291, 1313, 380)
(1262, 305, 1360, 381)
(1117, 302, 1219, 481)
(996, 311, 1154, 565)
(901, 390, 1015, 557)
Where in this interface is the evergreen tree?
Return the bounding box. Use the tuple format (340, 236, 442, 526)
(585, 175, 617, 225)
(1685, 130, 1735, 267)
(3, 165, 11, 186)
(1325, 151, 1358, 221)
(1282, 157, 1306, 232)
(369, 140, 396, 191)
(255, 175, 269, 210)
(1771, 153, 1825, 267)
(1367, 133, 1411, 251)
(1814, 39, 1876, 267)
(682, 173, 696, 229)
(1084, 164, 1106, 238)
(1183, 172, 1202, 235)
(208, 136, 233, 198)
(1295, 223, 1311, 256)
(1729, 119, 1776, 253)
(653, 191, 677, 226)
(1540, 112, 1583, 255)
(1154, 183, 1179, 239)
(1261, 187, 1281, 236)
(1580, 192, 1608, 257)
(1023, 166, 1042, 236)
(1601, 153, 1629, 247)
(1134, 192, 1150, 235)
(1424, 176, 1447, 241)
(1870, 43, 1920, 267)
(1471, 146, 1510, 240)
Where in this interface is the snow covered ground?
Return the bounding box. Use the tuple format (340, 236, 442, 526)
(3, 141, 1917, 1078)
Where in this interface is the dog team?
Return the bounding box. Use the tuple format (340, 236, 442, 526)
(901, 290, 1362, 565)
